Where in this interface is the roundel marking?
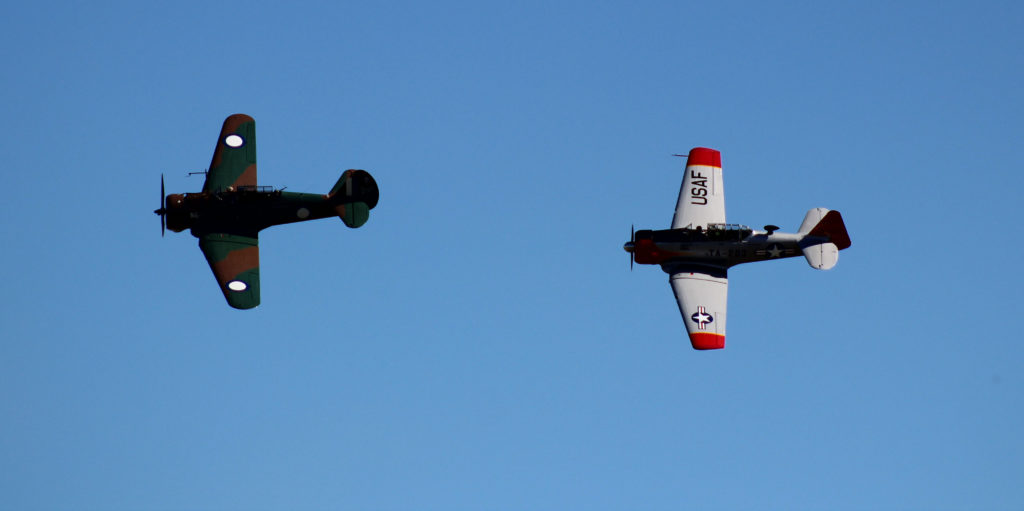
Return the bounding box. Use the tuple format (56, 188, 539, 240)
(224, 134, 245, 148)
(296, 207, 310, 219)
(227, 280, 248, 292)
(690, 306, 714, 330)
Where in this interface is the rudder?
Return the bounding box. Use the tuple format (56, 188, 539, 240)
(804, 209, 851, 250)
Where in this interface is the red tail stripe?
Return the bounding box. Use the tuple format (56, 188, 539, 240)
(808, 210, 852, 250)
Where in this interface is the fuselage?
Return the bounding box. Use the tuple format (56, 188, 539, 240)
(164, 187, 348, 237)
(624, 224, 816, 271)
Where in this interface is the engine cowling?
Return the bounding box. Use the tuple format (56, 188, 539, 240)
(164, 194, 191, 232)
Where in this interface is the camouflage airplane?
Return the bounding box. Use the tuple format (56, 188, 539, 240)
(624, 147, 850, 350)
(154, 114, 379, 309)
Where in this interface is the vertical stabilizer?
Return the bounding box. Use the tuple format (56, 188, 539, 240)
(799, 207, 829, 234)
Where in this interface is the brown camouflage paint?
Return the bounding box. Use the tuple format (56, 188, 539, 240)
(205, 113, 257, 191)
(234, 164, 257, 189)
(209, 245, 259, 282)
(199, 234, 260, 309)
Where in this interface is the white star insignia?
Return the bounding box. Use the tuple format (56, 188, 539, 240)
(690, 306, 714, 330)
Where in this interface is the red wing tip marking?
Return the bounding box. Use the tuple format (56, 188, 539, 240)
(686, 147, 721, 168)
(689, 333, 725, 350)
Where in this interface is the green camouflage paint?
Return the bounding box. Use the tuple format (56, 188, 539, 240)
(203, 114, 257, 193)
(199, 233, 260, 309)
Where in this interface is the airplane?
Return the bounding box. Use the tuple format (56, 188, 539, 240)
(154, 113, 379, 309)
(623, 147, 850, 350)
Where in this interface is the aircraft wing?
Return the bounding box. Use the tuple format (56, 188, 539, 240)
(199, 233, 261, 309)
(671, 147, 725, 229)
(203, 114, 257, 192)
(668, 266, 728, 350)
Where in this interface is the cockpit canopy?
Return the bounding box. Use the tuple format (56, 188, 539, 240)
(706, 223, 753, 240)
(636, 223, 753, 243)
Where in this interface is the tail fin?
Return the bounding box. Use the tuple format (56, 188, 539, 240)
(798, 208, 851, 270)
(328, 169, 379, 228)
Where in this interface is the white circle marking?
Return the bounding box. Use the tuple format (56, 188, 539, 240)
(227, 280, 248, 292)
(225, 134, 245, 148)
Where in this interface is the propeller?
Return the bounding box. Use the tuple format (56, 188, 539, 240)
(154, 174, 166, 236)
(625, 224, 635, 270)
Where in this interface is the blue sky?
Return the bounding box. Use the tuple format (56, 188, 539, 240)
(2, 1, 1022, 509)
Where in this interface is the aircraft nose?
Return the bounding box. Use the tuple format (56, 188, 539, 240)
(623, 241, 635, 253)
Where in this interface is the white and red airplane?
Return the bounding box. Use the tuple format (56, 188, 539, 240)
(624, 147, 851, 350)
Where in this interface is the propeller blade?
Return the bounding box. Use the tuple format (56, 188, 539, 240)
(630, 224, 634, 271)
(160, 174, 166, 237)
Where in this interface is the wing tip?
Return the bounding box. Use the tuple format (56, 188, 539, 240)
(219, 114, 255, 136)
(689, 333, 725, 350)
(687, 147, 721, 168)
(225, 113, 254, 124)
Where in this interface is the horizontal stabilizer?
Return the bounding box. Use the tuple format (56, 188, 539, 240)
(802, 242, 839, 270)
(337, 202, 370, 228)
